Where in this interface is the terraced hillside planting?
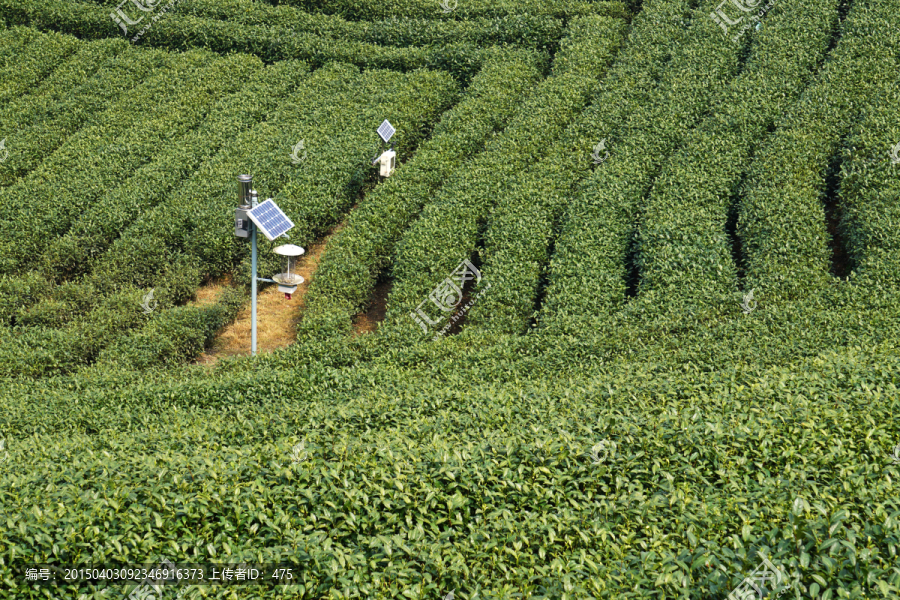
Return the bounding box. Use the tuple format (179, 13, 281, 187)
(0, 0, 898, 598)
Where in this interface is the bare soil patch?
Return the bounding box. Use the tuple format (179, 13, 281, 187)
(352, 279, 393, 335)
(194, 223, 346, 366)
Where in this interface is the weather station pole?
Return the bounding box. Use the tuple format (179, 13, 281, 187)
(232, 122, 391, 354)
(235, 174, 303, 358)
(250, 189, 259, 356)
(235, 174, 260, 356)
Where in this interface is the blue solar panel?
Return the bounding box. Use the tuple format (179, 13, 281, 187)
(247, 199, 294, 241)
(377, 120, 395, 143)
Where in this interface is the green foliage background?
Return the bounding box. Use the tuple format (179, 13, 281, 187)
(0, 0, 898, 598)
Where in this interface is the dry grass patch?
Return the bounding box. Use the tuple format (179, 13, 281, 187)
(195, 223, 346, 366)
(192, 274, 232, 307)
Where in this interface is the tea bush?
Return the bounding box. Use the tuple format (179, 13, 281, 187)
(838, 76, 900, 287)
(91, 286, 246, 372)
(0, 25, 77, 104)
(633, 0, 844, 316)
(462, 0, 698, 335)
(378, 14, 628, 343)
(538, 0, 748, 335)
(737, 0, 900, 301)
(275, 0, 628, 21)
(0, 22, 45, 60)
(14, 280, 98, 328)
(171, 0, 578, 52)
(0, 272, 46, 327)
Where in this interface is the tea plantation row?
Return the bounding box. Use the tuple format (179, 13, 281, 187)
(1, 1, 899, 598)
(0, 0, 627, 82)
(632, 0, 845, 315)
(0, 25, 471, 375)
(1, 333, 898, 599)
(737, 0, 900, 301)
(298, 12, 628, 340)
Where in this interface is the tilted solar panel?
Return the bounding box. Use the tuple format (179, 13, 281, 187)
(377, 119, 395, 143)
(247, 199, 294, 241)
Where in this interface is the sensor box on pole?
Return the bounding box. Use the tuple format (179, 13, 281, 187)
(235, 208, 251, 238)
(376, 149, 396, 177)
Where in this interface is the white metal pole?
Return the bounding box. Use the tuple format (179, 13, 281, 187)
(251, 190, 258, 356)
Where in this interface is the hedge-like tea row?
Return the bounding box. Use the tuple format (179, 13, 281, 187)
(296, 48, 545, 338)
(462, 0, 696, 335)
(0, 257, 201, 378)
(0, 37, 166, 188)
(169, 0, 574, 52)
(0, 50, 257, 275)
(0, 0, 532, 83)
(2, 333, 899, 598)
(0, 36, 122, 133)
(631, 0, 843, 316)
(537, 0, 749, 335)
(0, 26, 78, 104)
(378, 14, 628, 343)
(276, 0, 628, 21)
(13, 280, 98, 329)
(736, 0, 900, 301)
(38, 57, 310, 286)
(90, 286, 247, 372)
(0, 37, 132, 187)
(0, 273, 46, 327)
(0, 25, 43, 70)
(838, 75, 900, 287)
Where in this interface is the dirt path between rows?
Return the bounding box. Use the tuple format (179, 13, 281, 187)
(194, 222, 346, 367)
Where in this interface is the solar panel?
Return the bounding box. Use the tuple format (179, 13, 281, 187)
(247, 199, 294, 241)
(377, 119, 395, 143)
